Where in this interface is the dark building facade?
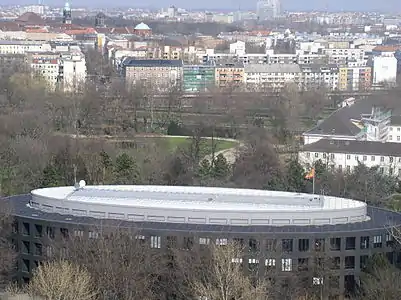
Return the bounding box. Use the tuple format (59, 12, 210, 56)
(5, 192, 401, 300)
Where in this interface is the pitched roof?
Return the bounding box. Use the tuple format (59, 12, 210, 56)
(305, 92, 401, 137)
(302, 139, 401, 157)
(123, 58, 183, 68)
(15, 12, 44, 25)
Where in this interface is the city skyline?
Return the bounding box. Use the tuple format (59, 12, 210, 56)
(2, 0, 401, 12)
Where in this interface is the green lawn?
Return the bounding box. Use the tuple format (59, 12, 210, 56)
(148, 136, 238, 155)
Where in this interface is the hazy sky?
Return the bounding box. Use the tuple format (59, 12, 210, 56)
(10, 0, 401, 11)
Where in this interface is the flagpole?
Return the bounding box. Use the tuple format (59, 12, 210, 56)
(312, 171, 315, 194)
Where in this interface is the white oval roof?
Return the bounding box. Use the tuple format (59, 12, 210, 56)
(30, 185, 368, 226)
(134, 22, 150, 30)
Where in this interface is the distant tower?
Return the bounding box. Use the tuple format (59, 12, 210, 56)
(63, 0, 72, 24)
(95, 12, 106, 28)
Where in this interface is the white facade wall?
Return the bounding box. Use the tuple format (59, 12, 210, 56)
(229, 41, 245, 55)
(61, 54, 87, 91)
(388, 125, 401, 143)
(299, 149, 401, 176)
(372, 55, 397, 85)
(0, 42, 51, 54)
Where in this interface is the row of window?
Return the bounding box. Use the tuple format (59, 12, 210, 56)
(307, 151, 401, 163)
(16, 222, 393, 251)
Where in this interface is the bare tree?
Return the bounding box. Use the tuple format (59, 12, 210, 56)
(174, 241, 271, 300)
(0, 201, 16, 287)
(51, 226, 166, 300)
(28, 260, 96, 300)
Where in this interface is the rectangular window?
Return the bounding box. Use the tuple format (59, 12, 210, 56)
(88, 231, 99, 239)
(150, 236, 161, 249)
(34, 224, 42, 237)
(249, 238, 259, 252)
(360, 236, 369, 249)
(360, 255, 369, 270)
(345, 256, 355, 269)
(345, 237, 356, 250)
(282, 239, 293, 252)
(23, 222, 30, 236)
(298, 258, 308, 271)
(184, 237, 194, 250)
(281, 258, 292, 271)
(363, 156, 367, 161)
(386, 233, 394, 247)
(34, 243, 42, 256)
(315, 153, 319, 158)
(266, 239, 276, 252)
(166, 236, 177, 248)
(315, 238, 325, 251)
(371, 156, 375, 161)
(46, 226, 55, 239)
(330, 238, 341, 251)
(330, 154, 335, 159)
(381, 156, 385, 162)
(74, 229, 84, 237)
(265, 258, 275, 269)
(346, 154, 351, 160)
(199, 237, 210, 245)
(306, 152, 310, 158)
(298, 239, 309, 252)
(373, 235, 382, 248)
(216, 238, 228, 246)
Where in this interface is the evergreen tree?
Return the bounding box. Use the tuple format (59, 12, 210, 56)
(212, 154, 230, 178)
(198, 159, 212, 179)
(114, 153, 140, 184)
(285, 159, 306, 192)
(41, 162, 63, 187)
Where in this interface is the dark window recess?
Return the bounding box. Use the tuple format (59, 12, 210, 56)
(329, 276, 340, 289)
(360, 255, 369, 270)
(34, 261, 39, 268)
(233, 238, 244, 247)
(266, 239, 277, 252)
(46, 227, 55, 239)
(23, 277, 30, 284)
(282, 239, 293, 252)
(22, 241, 30, 254)
(386, 252, 395, 264)
(345, 256, 355, 269)
(298, 258, 308, 271)
(330, 238, 341, 251)
(12, 221, 18, 234)
(22, 222, 30, 236)
(34, 243, 43, 256)
(345, 237, 356, 250)
(386, 234, 395, 247)
(184, 237, 193, 250)
(298, 239, 309, 252)
(315, 238, 325, 251)
(166, 236, 177, 248)
(249, 238, 259, 252)
(34, 224, 43, 237)
(22, 259, 30, 273)
(331, 257, 340, 269)
(60, 228, 69, 238)
(315, 257, 325, 269)
(360, 236, 369, 249)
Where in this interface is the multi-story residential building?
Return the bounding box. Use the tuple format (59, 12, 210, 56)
(256, 0, 281, 20)
(322, 48, 365, 65)
(0, 41, 51, 55)
(299, 139, 401, 176)
(370, 52, 398, 87)
(122, 59, 183, 91)
(338, 66, 372, 91)
(26, 50, 87, 91)
(244, 64, 301, 91)
(59, 51, 87, 91)
(299, 64, 339, 91)
(215, 61, 244, 89)
(183, 65, 216, 93)
(27, 52, 61, 89)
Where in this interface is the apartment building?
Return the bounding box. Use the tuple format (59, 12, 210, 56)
(338, 66, 372, 91)
(299, 139, 401, 176)
(122, 59, 183, 91)
(183, 64, 215, 93)
(215, 61, 244, 89)
(370, 53, 398, 87)
(26, 50, 87, 91)
(299, 64, 339, 91)
(322, 48, 365, 65)
(244, 64, 301, 91)
(0, 40, 51, 54)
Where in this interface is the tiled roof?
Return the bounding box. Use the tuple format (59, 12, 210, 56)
(302, 139, 401, 157)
